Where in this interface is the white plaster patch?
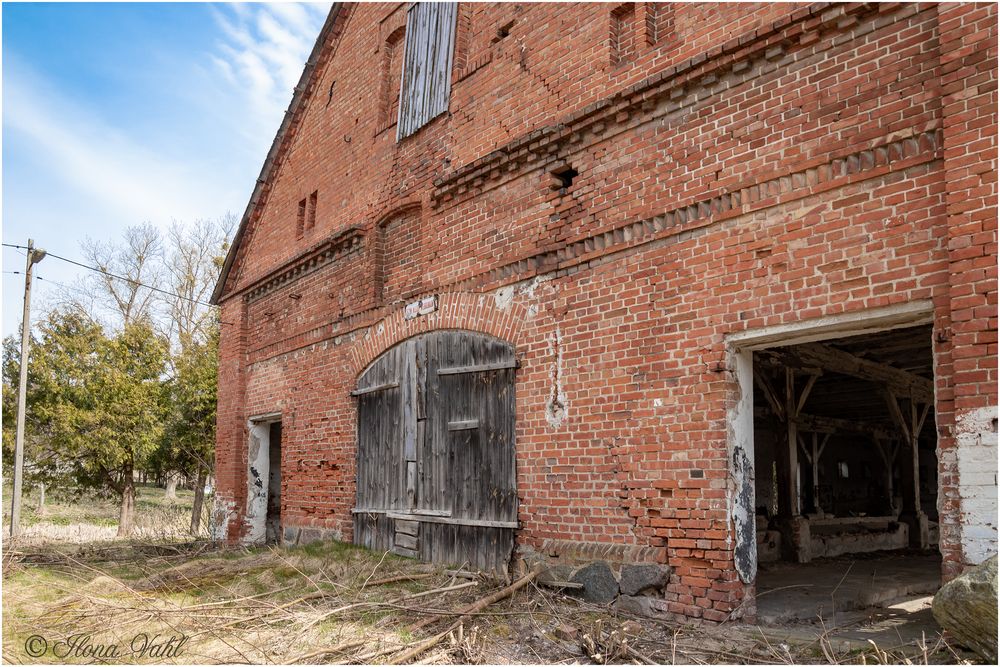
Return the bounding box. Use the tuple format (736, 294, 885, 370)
(955, 405, 999, 565)
(653, 398, 663, 407)
(210, 496, 237, 541)
(494, 285, 515, 311)
(545, 325, 568, 428)
(244, 423, 271, 545)
(518, 274, 552, 299)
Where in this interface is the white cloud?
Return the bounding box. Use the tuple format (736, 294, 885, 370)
(3, 64, 224, 225)
(208, 2, 331, 140)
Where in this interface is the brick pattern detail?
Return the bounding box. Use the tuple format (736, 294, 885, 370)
(936, 1, 998, 580)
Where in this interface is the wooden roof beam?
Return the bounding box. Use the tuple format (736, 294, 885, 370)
(770, 343, 933, 404)
(753, 405, 896, 440)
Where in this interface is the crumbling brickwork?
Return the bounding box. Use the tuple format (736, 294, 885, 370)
(213, 2, 998, 621)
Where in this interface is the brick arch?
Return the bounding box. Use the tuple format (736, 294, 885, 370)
(350, 291, 528, 377)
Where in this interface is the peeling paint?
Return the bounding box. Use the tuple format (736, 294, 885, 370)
(545, 325, 568, 428)
(210, 496, 237, 541)
(727, 349, 757, 583)
(244, 423, 271, 544)
(955, 405, 999, 565)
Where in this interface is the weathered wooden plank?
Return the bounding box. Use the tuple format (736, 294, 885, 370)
(395, 519, 420, 536)
(350, 381, 400, 396)
(405, 514, 518, 530)
(437, 360, 518, 375)
(395, 532, 419, 550)
(447, 419, 479, 431)
(392, 545, 419, 559)
(406, 460, 417, 509)
(389, 508, 450, 518)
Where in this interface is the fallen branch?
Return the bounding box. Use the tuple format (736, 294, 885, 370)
(393, 567, 542, 663)
(287, 639, 366, 664)
(366, 572, 435, 587)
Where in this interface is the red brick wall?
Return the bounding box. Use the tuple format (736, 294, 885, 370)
(215, 2, 998, 621)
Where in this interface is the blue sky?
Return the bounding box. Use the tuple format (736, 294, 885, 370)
(2, 1, 331, 337)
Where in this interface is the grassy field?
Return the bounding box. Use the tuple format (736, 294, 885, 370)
(2, 484, 209, 543)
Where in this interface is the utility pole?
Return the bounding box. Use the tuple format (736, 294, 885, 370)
(10, 239, 46, 538)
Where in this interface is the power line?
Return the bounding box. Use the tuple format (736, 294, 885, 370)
(3, 242, 217, 308)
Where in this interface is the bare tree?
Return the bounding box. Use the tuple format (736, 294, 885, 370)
(162, 215, 235, 352)
(81, 223, 164, 328)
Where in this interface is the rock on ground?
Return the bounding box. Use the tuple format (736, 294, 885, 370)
(619, 563, 670, 596)
(932, 554, 998, 662)
(570, 561, 619, 603)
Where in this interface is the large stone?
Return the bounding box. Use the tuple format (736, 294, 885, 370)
(619, 563, 670, 596)
(932, 555, 998, 662)
(297, 528, 322, 545)
(614, 595, 653, 616)
(539, 564, 575, 585)
(570, 561, 619, 603)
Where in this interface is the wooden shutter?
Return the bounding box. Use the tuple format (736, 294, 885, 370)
(397, 2, 458, 140)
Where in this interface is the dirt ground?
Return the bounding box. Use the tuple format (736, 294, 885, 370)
(1, 540, 980, 665)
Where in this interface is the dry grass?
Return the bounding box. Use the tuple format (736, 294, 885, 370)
(1, 540, 980, 665)
(3, 484, 209, 546)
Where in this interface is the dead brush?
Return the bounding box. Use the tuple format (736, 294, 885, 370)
(580, 618, 630, 664)
(447, 623, 486, 664)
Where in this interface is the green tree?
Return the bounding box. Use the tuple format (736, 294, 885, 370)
(28, 310, 168, 535)
(160, 320, 219, 533)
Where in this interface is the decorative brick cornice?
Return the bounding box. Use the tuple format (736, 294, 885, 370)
(242, 226, 364, 303)
(429, 1, 908, 209)
(469, 128, 943, 292)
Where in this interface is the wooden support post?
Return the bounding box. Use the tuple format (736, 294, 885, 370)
(872, 437, 895, 514)
(784, 368, 800, 518)
(882, 390, 929, 548)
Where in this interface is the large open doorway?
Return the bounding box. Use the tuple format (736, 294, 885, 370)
(727, 305, 942, 624)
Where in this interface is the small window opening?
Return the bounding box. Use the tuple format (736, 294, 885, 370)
(307, 191, 317, 230)
(550, 165, 579, 191)
(492, 19, 515, 43)
(296, 199, 306, 238)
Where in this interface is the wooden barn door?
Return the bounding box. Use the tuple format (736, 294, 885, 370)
(353, 331, 517, 573)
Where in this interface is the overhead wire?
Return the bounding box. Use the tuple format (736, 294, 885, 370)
(3, 242, 234, 326)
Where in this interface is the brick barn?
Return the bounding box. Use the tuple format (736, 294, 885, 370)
(211, 2, 998, 621)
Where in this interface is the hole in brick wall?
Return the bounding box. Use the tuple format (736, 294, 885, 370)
(493, 19, 515, 43)
(550, 165, 579, 191)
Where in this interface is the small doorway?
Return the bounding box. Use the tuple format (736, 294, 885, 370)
(245, 414, 282, 545)
(266, 422, 283, 545)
